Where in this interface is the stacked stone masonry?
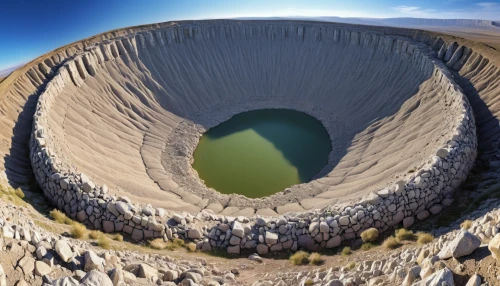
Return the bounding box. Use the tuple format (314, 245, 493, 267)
(29, 21, 477, 253)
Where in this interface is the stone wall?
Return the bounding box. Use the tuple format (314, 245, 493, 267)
(29, 22, 477, 253)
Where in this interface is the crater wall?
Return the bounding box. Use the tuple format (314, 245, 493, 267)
(22, 21, 477, 251)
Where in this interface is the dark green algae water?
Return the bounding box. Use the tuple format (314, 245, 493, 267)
(192, 109, 332, 198)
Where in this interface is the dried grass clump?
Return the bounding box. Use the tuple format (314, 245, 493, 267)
(70, 223, 88, 239)
(111, 233, 123, 242)
(417, 232, 434, 245)
(290, 251, 310, 265)
(309, 253, 323, 265)
(341, 246, 352, 256)
(383, 236, 402, 249)
(360, 228, 379, 243)
(49, 209, 73, 225)
(97, 236, 111, 250)
(89, 230, 104, 240)
(361, 242, 376, 251)
(461, 220, 473, 230)
(149, 238, 168, 250)
(344, 262, 356, 271)
(395, 228, 416, 241)
(185, 242, 197, 252)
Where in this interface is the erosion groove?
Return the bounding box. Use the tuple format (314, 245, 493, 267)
(2, 19, 499, 254)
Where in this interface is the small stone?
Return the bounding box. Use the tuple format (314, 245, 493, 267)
(35, 261, 52, 276)
(248, 253, 263, 263)
(80, 270, 113, 286)
(265, 232, 278, 244)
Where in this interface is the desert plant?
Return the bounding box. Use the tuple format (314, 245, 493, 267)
(97, 236, 111, 250)
(290, 251, 310, 265)
(111, 233, 123, 242)
(395, 228, 416, 241)
(49, 209, 73, 225)
(185, 242, 197, 252)
(361, 242, 376, 251)
(89, 230, 104, 240)
(417, 232, 434, 245)
(341, 246, 352, 256)
(382, 236, 401, 249)
(344, 262, 356, 271)
(70, 223, 87, 239)
(309, 253, 323, 265)
(461, 220, 473, 230)
(360, 228, 379, 243)
(304, 279, 314, 286)
(149, 238, 168, 250)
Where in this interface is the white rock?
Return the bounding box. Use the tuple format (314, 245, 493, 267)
(80, 270, 113, 286)
(55, 240, 73, 263)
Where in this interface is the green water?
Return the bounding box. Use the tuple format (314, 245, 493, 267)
(192, 109, 332, 198)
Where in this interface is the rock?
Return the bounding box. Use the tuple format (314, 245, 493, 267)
(35, 261, 52, 276)
(163, 270, 178, 281)
(109, 268, 124, 286)
(0, 264, 6, 286)
(227, 245, 240, 254)
(488, 233, 500, 261)
(54, 240, 73, 262)
(80, 270, 113, 286)
(184, 272, 202, 283)
(403, 217, 414, 229)
(465, 274, 481, 286)
(18, 255, 35, 275)
(265, 232, 278, 245)
(256, 244, 269, 255)
(50, 276, 79, 286)
(187, 229, 202, 239)
(232, 221, 245, 237)
(138, 263, 158, 279)
(413, 267, 454, 286)
(326, 236, 341, 248)
(15, 280, 28, 286)
(84, 250, 104, 272)
(438, 231, 480, 259)
(248, 253, 263, 263)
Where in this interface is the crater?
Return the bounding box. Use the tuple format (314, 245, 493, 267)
(192, 109, 332, 198)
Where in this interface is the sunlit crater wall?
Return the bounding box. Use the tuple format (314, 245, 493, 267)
(30, 20, 475, 224)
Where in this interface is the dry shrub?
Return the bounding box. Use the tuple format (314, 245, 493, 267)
(165, 238, 186, 250)
(361, 242, 376, 251)
(309, 253, 323, 265)
(89, 230, 104, 240)
(149, 238, 168, 250)
(290, 251, 310, 265)
(383, 236, 402, 249)
(185, 242, 197, 252)
(98, 236, 111, 250)
(344, 262, 356, 271)
(360, 228, 379, 243)
(395, 228, 416, 241)
(49, 209, 73, 224)
(417, 232, 434, 245)
(70, 223, 88, 239)
(461, 220, 473, 230)
(341, 246, 351, 256)
(111, 233, 123, 242)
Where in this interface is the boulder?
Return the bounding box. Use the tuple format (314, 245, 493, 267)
(84, 250, 104, 272)
(80, 270, 113, 286)
(488, 233, 500, 260)
(265, 232, 278, 245)
(50, 276, 79, 286)
(187, 229, 202, 239)
(34, 261, 52, 276)
(465, 274, 481, 286)
(54, 240, 73, 262)
(138, 263, 158, 279)
(109, 268, 124, 286)
(438, 231, 480, 259)
(413, 267, 454, 286)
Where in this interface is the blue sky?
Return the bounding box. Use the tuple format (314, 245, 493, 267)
(1, 0, 499, 71)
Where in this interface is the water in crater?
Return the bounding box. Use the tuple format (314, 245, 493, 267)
(192, 109, 332, 198)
